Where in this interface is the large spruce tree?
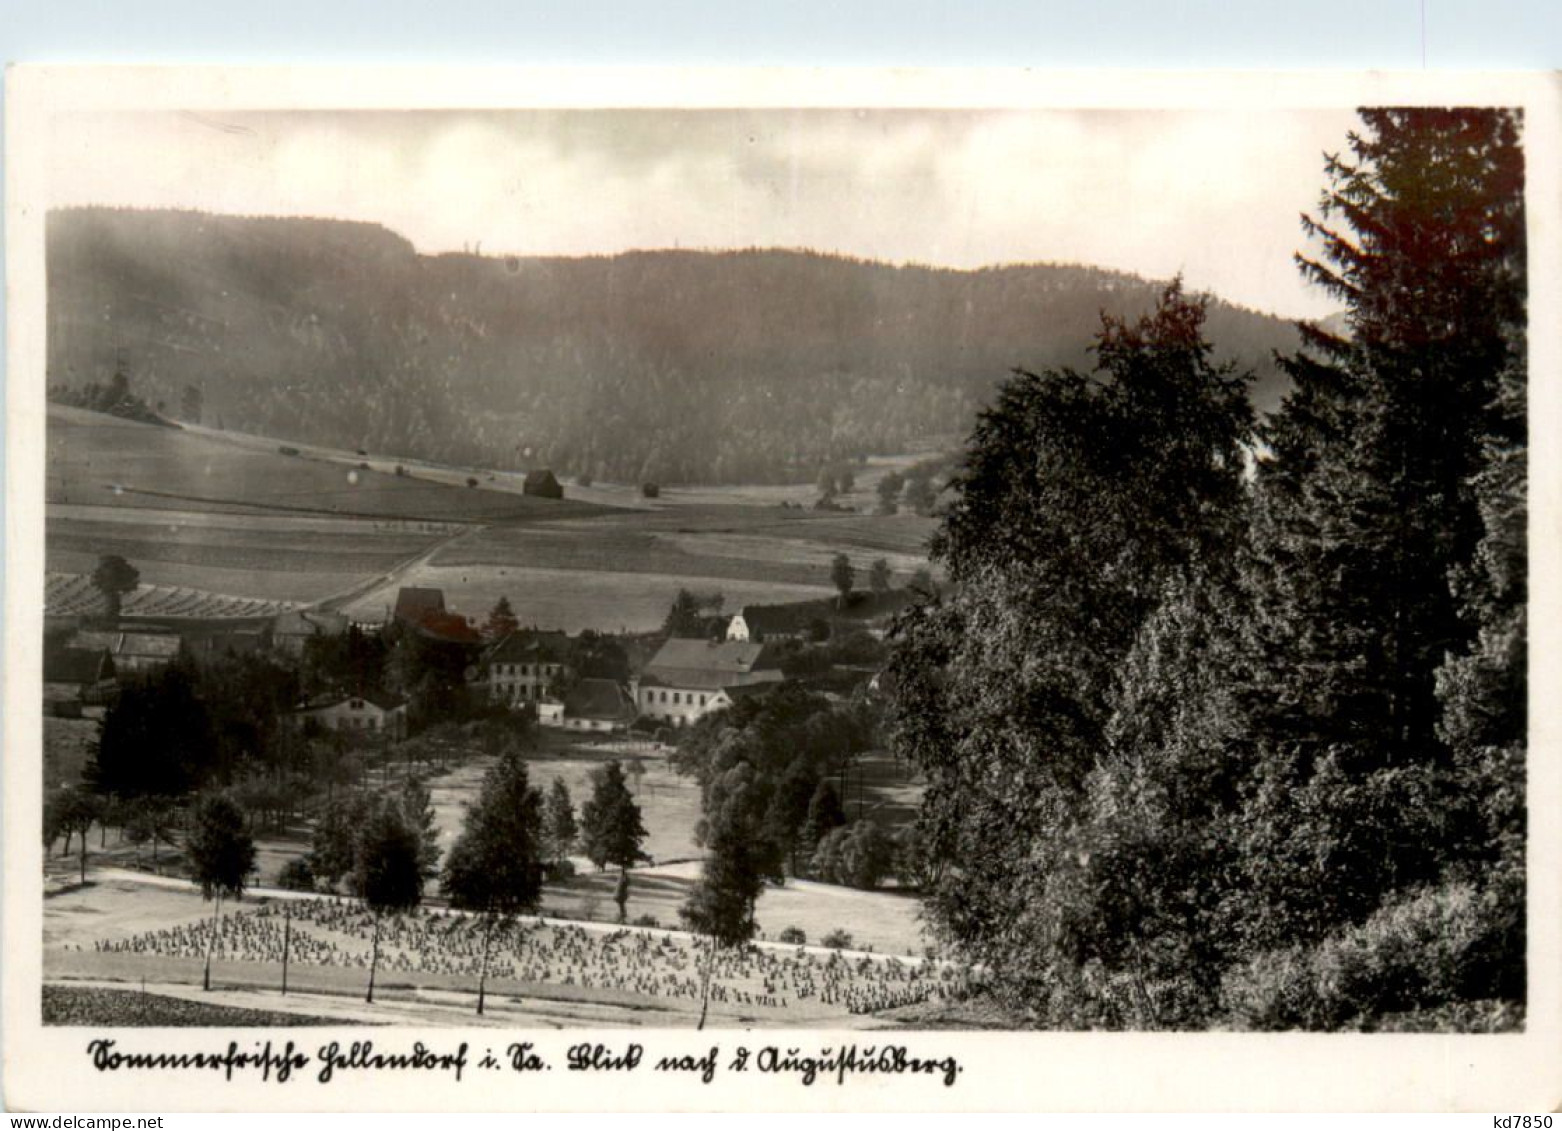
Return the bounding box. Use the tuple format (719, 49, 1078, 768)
(1227, 109, 1526, 968)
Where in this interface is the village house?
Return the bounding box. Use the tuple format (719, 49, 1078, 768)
(271, 608, 350, 657)
(288, 691, 408, 740)
(390, 586, 481, 646)
(632, 638, 784, 728)
(69, 628, 183, 675)
(482, 629, 572, 705)
(538, 677, 637, 733)
(726, 603, 809, 643)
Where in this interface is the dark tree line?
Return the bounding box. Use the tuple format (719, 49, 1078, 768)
(47, 208, 1301, 485)
(889, 109, 1526, 1031)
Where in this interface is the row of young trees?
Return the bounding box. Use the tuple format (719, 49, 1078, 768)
(889, 109, 1527, 1030)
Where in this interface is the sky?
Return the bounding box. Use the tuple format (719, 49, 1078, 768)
(47, 107, 1363, 320)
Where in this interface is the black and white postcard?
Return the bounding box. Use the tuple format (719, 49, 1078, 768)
(4, 66, 1559, 1111)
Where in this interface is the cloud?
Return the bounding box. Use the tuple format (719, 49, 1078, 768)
(48, 107, 1357, 318)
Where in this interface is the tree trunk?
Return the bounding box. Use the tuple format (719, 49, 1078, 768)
(366, 911, 381, 1003)
(281, 901, 291, 996)
(203, 890, 223, 992)
(79, 830, 88, 884)
(696, 935, 717, 1032)
(477, 911, 495, 1016)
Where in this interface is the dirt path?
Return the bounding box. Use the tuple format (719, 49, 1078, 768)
(312, 523, 484, 613)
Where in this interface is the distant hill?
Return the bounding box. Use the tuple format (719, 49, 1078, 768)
(47, 207, 1306, 485)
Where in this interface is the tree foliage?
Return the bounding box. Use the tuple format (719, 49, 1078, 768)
(888, 111, 1527, 1031)
(579, 761, 648, 877)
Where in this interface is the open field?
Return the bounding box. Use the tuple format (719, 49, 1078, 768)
(48, 406, 938, 621)
(46, 571, 301, 618)
(339, 562, 833, 633)
(42, 984, 365, 1027)
(47, 405, 617, 524)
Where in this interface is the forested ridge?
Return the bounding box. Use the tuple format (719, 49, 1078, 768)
(47, 207, 1300, 484)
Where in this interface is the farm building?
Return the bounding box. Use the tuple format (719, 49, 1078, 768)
(272, 609, 350, 656)
(390, 586, 481, 646)
(523, 469, 564, 499)
(288, 691, 408, 740)
(632, 638, 784, 728)
(393, 587, 447, 624)
(70, 628, 182, 675)
(44, 646, 116, 716)
(726, 604, 809, 643)
(482, 630, 572, 705)
(181, 624, 272, 665)
(538, 678, 637, 733)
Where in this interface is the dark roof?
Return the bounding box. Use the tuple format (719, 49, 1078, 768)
(45, 647, 114, 685)
(735, 604, 807, 635)
(640, 639, 783, 691)
(410, 611, 482, 645)
(394, 587, 446, 621)
(563, 678, 636, 721)
(486, 629, 571, 664)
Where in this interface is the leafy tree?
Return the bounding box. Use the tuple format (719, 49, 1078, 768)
(90, 554, 140, 622)
(876, 472, 904, 515)
(355, 803, 425, 1003)
(798, 779, 847, 870)
(441, 748, 545, 1013)
(681, 798, 766, 1030)
(810, 820, 894, 890)
(180, 383, 203, 423)
(902, 476, 936, 516)
(868, 558, 892, 596)
(92, 661, 215, 798)
(544, 777, 578, 871)
(579, 761, 648, 888)
(186, 793, 256, 991)
(830, 553, 855, 610)
(278, 857, 316, 892)
(484, 596, 519, 641)
(888, 279, 1253, 1024)
(662, 589, 706, 639)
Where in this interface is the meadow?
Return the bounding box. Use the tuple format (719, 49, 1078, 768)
(47, 407, 938, 626)
(47, 405, 614, 524)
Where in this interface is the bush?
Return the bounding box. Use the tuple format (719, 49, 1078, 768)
(465, 477, 479, 488)
(1220, 882, 1519, 1031)
(778, 926, 807, 945)
(547, 858, 576, 882)
(641, 482, 660, 499)
(394, 465, 407, 477)
(576, 472, 594, 488)
(821, 929, 853, 950)
(811, 821, 894, 890)
(633, 914, 659, 928)
(278, 857, 315, 892)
